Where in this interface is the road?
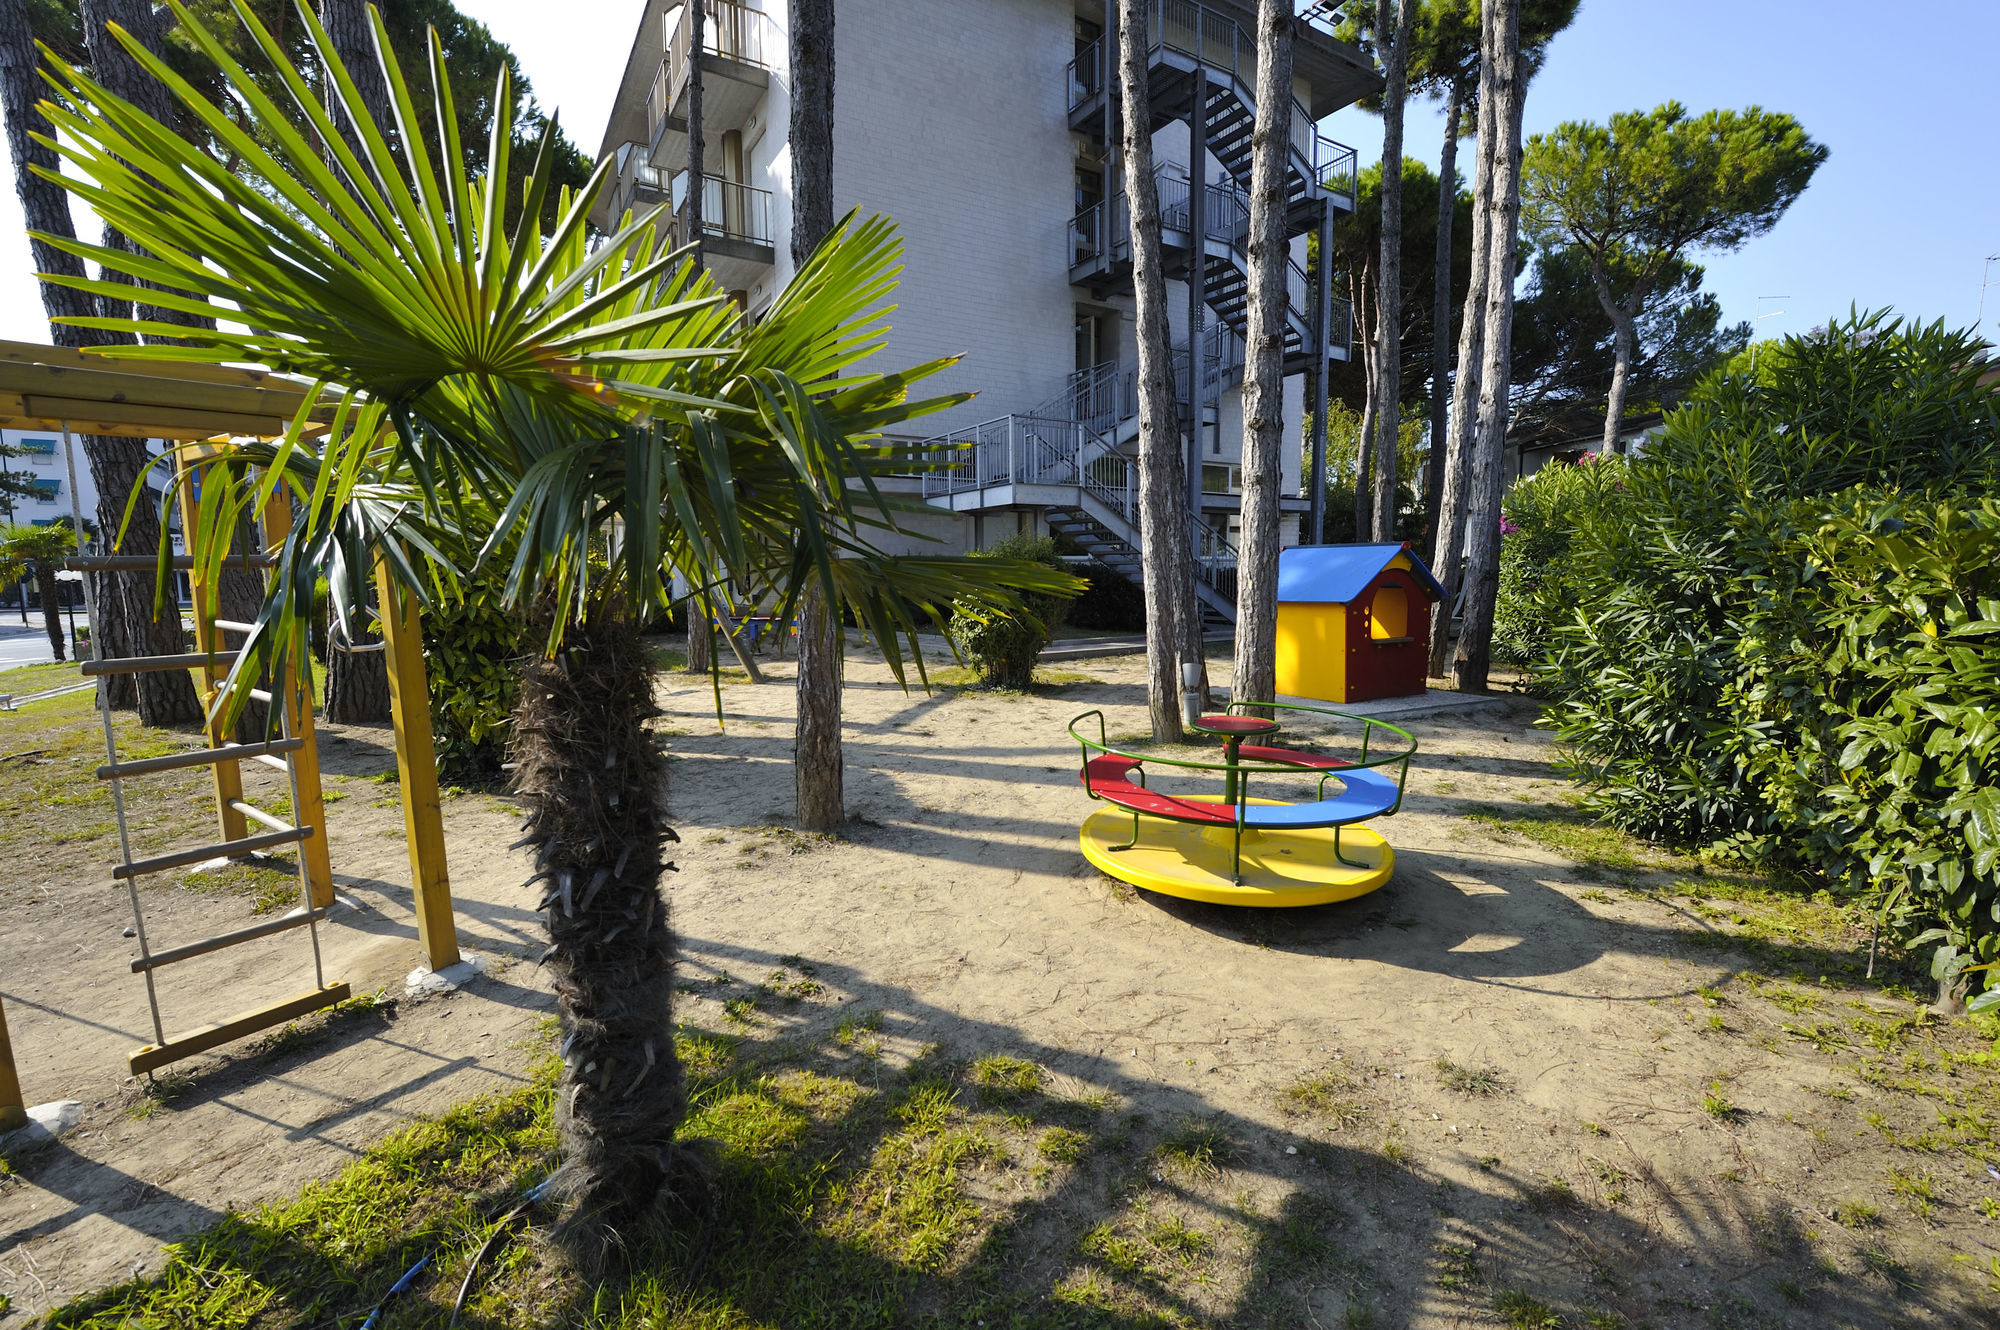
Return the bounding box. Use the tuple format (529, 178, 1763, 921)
(0, 619, 59, 669)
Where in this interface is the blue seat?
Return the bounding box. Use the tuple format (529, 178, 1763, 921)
(1238, 766, 1401, 829)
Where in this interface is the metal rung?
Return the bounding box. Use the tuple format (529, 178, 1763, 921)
(113, 825, 313, 880)
(251, 753, 290, 771)
(131, 906, 327, 973)
(71, 554, 275, 572)
(249, 687, 274, 703)
(226, 798, 294, 833)
(128, 983, 350, 1075)
(212, 619, 257, 634)
(97, 737, 303, 780)
(82, 650, 241, 677)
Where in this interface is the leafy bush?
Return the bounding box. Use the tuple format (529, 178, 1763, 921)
(1493, 454, 1629, 669)
(946, 533, 1073, 687)
(423, 581, 529, 785)
(1540, 312, 2000, 998)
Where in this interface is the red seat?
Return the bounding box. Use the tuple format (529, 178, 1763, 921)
(1236, 744, 1350, 771)
(1080, 756, 1236, 825)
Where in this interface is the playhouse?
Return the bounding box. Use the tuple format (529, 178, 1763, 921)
(1274, 543, 1444, 704)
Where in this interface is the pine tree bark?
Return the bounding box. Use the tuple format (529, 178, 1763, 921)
(1451, 0, 1526, 694)
(1593, 270, 1638, 453)
(790, 0, 843, 830)
(3, 0, 200, 723)
(1368, 0, 1413, 541)
(683, 597, 712, 673)
(511, 612, 686, 1269)
(316, 0, 393, 723)
(687, 0, 705, 268)
(1427, 41, 1500, 678)
(1231, 0, 1293, 714)
(1420, 87, 1464, 562)
(1352, 254, 1374, 538)
(1118, 0, 1197, 742)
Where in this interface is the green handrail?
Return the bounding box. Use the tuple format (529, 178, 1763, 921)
(1221, 700, 1417, 815)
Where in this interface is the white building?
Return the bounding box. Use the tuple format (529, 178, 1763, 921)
(593, 0, 1378, 625)
(0, 426, 97, 528)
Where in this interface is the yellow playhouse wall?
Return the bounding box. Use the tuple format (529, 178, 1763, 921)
(1275, 601, 1347, 701)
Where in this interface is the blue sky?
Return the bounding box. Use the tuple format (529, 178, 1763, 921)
(1321, 0, 2000, 343)
(2, 1, 1994, 347)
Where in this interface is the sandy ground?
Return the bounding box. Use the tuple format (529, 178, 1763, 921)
(1, 640, 1995, 1325)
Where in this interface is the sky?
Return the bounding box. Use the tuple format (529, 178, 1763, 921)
(2, 0, 1997, 348)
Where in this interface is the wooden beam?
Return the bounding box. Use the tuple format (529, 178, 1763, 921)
(0, 360, 314, 420)
(0, 338, 301, 390)
(376, 557, 460, 971)
(0, 997, 26, 1134)
(127, 983, 350, 1075)
(257, 484, 335, 908)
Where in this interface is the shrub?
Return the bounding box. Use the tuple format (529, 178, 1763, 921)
(946, 532, 1073, 687)
(1540, 311, 2000, 997)
(423, 580, 529, 785)
(1493, 453, 1629, 669)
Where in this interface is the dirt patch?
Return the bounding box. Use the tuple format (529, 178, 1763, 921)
(3, 647, 1996, 1326)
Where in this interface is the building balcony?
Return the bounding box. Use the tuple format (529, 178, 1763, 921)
(666, 173, 776, 295)
(646, 0, 774, 172)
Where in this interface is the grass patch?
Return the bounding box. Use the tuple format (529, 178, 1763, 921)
(1155, 1115, 1238, 1177)
(1282, 1070, 1370, 1130)
(1436, 1058, 1505, 1096)
(1493, 1288, 1564, 1329)
(1461, 802, 1676, 876)
(969, 1053, 1044, 1101)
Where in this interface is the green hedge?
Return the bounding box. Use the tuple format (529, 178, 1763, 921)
(1537, 312, 2000, 1004)
(1493, 453, 1630, 670)
(947, 532, 1073, 688)
(422, 582, 529, 786)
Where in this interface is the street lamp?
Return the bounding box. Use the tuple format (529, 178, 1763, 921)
(1750, 295, 1789, 373)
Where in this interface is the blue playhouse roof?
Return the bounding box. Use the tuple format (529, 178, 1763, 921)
(1276, 543, 1445, 605)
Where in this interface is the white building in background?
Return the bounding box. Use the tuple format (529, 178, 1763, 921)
(593, 0, 1379, 627)
(0, 426, 98, 528)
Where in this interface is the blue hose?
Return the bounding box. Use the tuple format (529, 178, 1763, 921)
(353, 1177, 553, 1330)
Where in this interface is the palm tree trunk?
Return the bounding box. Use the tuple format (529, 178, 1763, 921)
(1230, 0, 1294, 714)
(1451, 0, 1525, 694)
(34, 560, 64, 662)
(512, 611, 685, 1268)
(4, 0, 200, 723)
(1368, 0, 1413, 541)
(1427, 51, 1500, 678)
(789, 0, 843, 829)
(1118, 0, 1197, 742)
(1420, 87, 1464, 563)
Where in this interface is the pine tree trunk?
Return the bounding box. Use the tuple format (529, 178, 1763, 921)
(688, 0, 705, 268)
(34, 561, 64, 662)
(1420, 89, 1464, 563)
(789, 0, 842, 829)
(319, 0, 392, 137)
(1368, 0, 1413, 541)
(4, 0, 200, 722)
(1119, 0, 1197, 742)
(324, 615, 392, 723)
(1451, 0, 1526, 695)
(1230, 0, 1294, 714)
(1352, 255, 1374, 538)
(1427, 47, 1500, 678)
(1592, 272, 1638, 453)
(511, 612, 686, 1269)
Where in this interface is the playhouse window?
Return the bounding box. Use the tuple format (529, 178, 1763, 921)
(1367, 585, 1408, 640)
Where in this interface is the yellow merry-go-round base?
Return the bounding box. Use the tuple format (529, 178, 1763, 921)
(1079, 797, 1394, 907)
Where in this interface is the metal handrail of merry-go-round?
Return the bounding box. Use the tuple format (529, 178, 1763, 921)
(1067, 706, 1418, 878)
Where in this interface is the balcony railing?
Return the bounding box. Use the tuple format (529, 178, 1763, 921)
(672, 172, 774, 249)
(649, 0, 772, 135)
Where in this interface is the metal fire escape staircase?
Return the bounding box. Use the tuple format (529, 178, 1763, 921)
(920, 0, 1358, 628)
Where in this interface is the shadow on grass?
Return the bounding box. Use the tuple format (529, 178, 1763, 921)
(36, 940, 1978, 1330)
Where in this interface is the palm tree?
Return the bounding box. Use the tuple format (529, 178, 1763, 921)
(1231, 0, 1295, 712)
(0, 522, 77, 662)
(41, 0, 1070, 1262)
(1116, 0, 1200, 742)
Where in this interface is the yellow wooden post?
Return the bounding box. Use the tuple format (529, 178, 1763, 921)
(0, 996, 26, 1133)
(256, 483, 335, 908)
(375, 557, 460, 971)
(174, 447, 250, 845)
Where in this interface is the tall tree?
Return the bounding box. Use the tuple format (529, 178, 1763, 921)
(0, 521, 76, 662)
(789, 0, 842, 830)
(5, 0, 201, 723)
(687, 0, 704, 270)
(1521, 103, 1824, 451)
(1118, 0, 1197, 742)
(1366, 0, 1413, 539)
(316, 0, 394, 724)
(1450, 0, 1525, 692)
(1231, 0, 1294, 712)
